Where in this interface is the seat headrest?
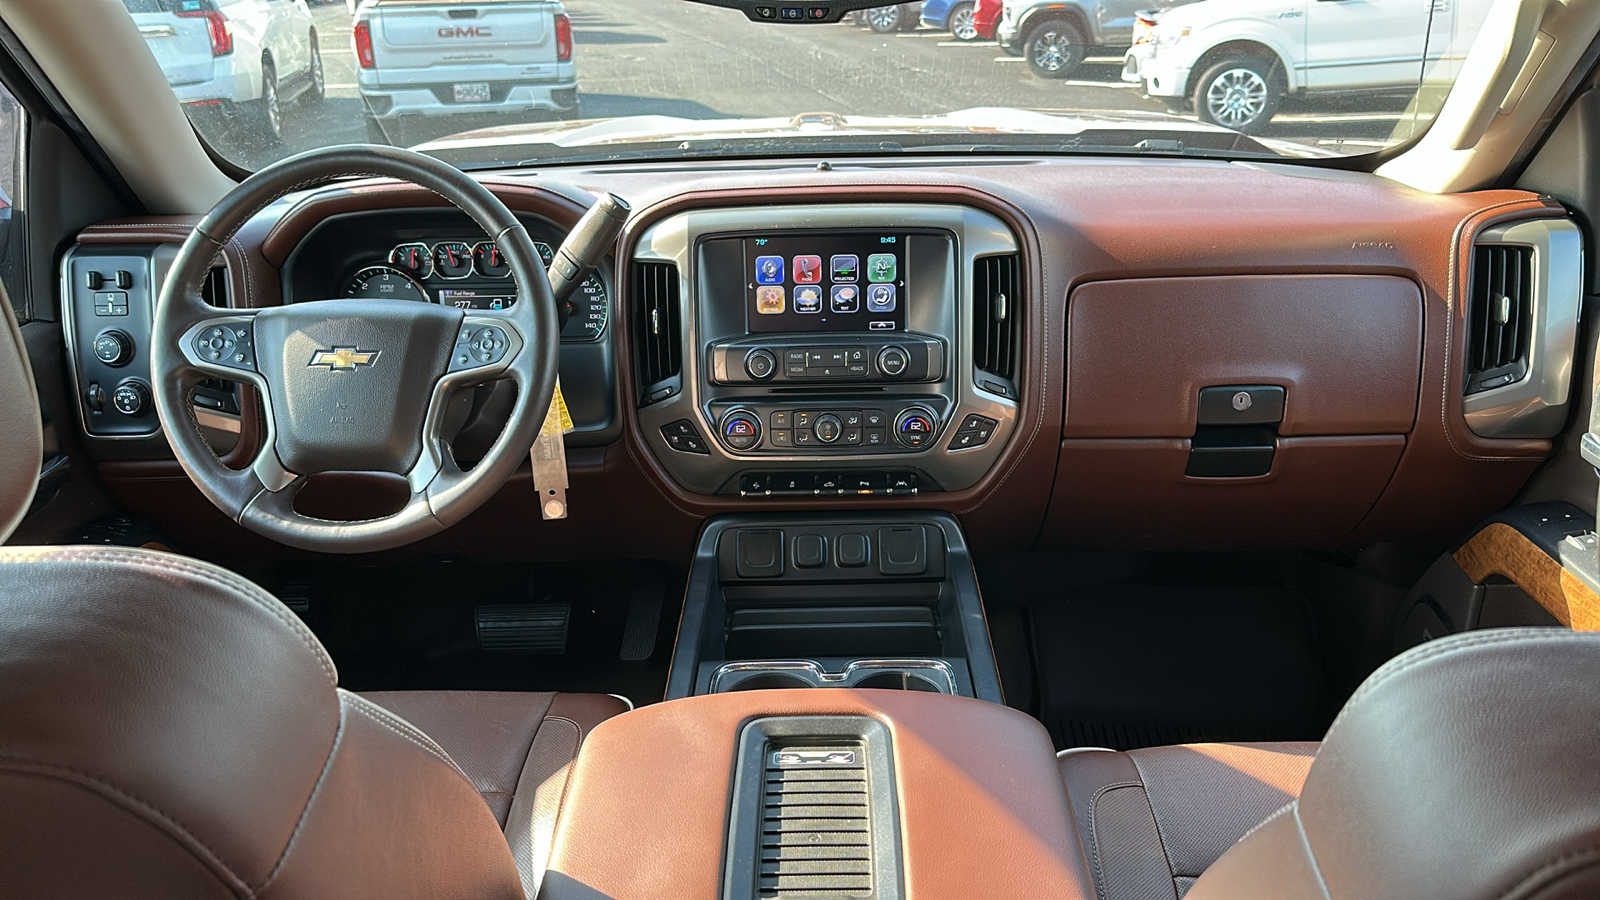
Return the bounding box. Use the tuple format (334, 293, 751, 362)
(1192, 627, 1600, 900)
(0, 547, 523, 898)
(0, 279, 41, 542)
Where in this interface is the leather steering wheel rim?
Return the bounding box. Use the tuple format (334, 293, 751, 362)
(151, 144, 559, 553)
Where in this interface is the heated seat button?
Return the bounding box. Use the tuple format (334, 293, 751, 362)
(836, 533, 870, 567)
(735, 529, 785, 578)
(878, 525, 928, 576)
(793, 534, 827, 568)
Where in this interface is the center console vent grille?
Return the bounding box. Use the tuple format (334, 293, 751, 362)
(1466, 244, 1533, 394)
(972, 254, 1017, 396)
(760, 745, 872, 898)
(632, 260, 682, 401)
(201, 266, 229, 307)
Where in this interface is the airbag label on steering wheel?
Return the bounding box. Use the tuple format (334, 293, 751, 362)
(532, 379, 574, 520)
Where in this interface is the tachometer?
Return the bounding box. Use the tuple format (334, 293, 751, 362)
(432, 241, 474, 279)
(344, 265, 430, 302)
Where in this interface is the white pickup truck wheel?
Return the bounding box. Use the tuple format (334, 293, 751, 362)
(1193, 56, 1283, 135)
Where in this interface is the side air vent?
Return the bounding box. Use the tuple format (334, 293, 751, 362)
(759, 745, 872, 897)
(972, 254, 1017, 397)
(632, 260, 682, 403)
(1461, 218, 1582, 439)
(1465, 244, 1533, 394)
(201, 266, 229, 307)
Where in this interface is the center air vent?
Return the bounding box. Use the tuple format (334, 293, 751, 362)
(1465, 244, 1534, 395)
(972, 255, 1017, 397)
(760, 745, 872, 898)
(632, 260, 682, 403)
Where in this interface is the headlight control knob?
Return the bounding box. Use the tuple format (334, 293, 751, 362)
(111, 380, 151, 417)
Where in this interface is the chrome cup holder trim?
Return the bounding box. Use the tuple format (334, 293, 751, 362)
(709, 658, 957, 693)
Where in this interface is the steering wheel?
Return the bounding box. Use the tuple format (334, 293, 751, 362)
(151, 145, 559, 553)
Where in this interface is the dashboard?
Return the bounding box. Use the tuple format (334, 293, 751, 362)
(57, 158, 1582, 560)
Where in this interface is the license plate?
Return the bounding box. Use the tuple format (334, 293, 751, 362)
(452, 82, 490, 103)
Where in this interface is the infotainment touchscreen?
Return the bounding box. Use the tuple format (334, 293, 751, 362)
(744, 233, 907, 333)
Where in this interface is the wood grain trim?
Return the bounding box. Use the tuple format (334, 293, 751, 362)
(1453, 522, 1600, 631)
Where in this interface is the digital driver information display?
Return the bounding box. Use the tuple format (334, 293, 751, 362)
(744, 233, 907, 334)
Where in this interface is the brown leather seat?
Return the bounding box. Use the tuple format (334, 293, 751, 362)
(1062, 629, 1600, 900)
(0, 275, 625, 897)
(1058, 742, 1316, 899)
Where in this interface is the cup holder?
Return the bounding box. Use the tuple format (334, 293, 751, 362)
(852, 672, 944, 692)
(724, 672, 815, 692)
(710, 659, 956, 694)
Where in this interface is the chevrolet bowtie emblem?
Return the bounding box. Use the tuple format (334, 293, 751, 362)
(308, 347, 379, 371)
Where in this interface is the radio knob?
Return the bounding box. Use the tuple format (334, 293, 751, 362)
(93, 330, 134, 367)
(744, 348, 777, 381)
(894, 406, 937, 448)
(813, 413, 843, 443)
(719, 408, 763, 451)
(877, 345, 910, 377)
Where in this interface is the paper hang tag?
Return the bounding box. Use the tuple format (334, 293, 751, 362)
(532, 380, 572, 520)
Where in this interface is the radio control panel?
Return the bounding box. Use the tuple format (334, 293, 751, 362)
(709, 334, 943, 385)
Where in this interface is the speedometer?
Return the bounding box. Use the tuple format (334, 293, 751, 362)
(562, 273, 609, 342)
(344, 266, 429, 302)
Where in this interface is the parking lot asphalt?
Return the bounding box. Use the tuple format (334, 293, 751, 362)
(208, 0, 1419, 169)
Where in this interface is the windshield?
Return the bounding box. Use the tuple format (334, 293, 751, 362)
(124, 0, 1497, 170)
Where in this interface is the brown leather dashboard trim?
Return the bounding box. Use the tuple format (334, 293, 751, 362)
(1453, 522, 1600, 631)
(542, 689, 1094, 900)
(610, 183, 1059, 555)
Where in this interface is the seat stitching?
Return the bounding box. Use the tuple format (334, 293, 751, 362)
(1497, 845, 1600, 900)
(1085, 780, 1145, 900)
(255, 694, 349, 892)
(1290, 804, 1334, 900)
(345, 696, 471, 783)
(0, 548, 335, 684)
(0, 754, 255, 897)
(1127, 752, 1184, 879)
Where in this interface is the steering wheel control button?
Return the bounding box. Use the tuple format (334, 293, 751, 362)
(193, 324, 254, 370)
(720, 409, 763, 451)
(93, 331, 134, 367)
(949, 413, 999, 450)
(111, 380, 151, 417)
(661, 419, 710, 455)
(813, 413, 843, 444)
(453, 325, 511, 369)
(877, 345, 910, 377)
(895, 407, 937, 448)
(744, 348, 777, 380)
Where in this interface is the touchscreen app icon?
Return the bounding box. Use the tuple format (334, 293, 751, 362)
(756, 285, 786, 315)
(866, 283, 896, 313)
(793, 255, 823, 284)
(830, 255, 859, 282)
(867, 254, 896, 283)
(794, 285, 823, 313)
(755, 256, 784, 285)
(830, 284, 860, 313)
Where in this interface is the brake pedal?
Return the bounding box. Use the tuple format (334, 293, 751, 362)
(476, 603, 570, 653)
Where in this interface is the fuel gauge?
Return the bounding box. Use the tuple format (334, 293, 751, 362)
(432, 241, 474, 279)
(388, 242, 432, 278)
(473, 241, 510, 278)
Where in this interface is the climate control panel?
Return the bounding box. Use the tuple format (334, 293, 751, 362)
(712, 404, 947, 454)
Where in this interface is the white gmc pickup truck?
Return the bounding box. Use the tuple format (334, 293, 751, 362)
(353, 0, 578, 145)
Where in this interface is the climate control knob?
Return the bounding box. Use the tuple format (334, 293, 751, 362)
(719, 408, 763, 451)
(111, 380, 151, 417)
(877, 345, 910, 377)
(93, 330, 134, 367)
(813, 413, 843, 443)
(894, 406, 937, 448)
(744, 348, 777, 380)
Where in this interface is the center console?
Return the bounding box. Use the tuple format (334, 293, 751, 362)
(634, 204, 1020, 497)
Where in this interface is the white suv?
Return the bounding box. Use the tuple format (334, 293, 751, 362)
(1122, 0, 1492, 134)
(126, 0, 322, 143)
